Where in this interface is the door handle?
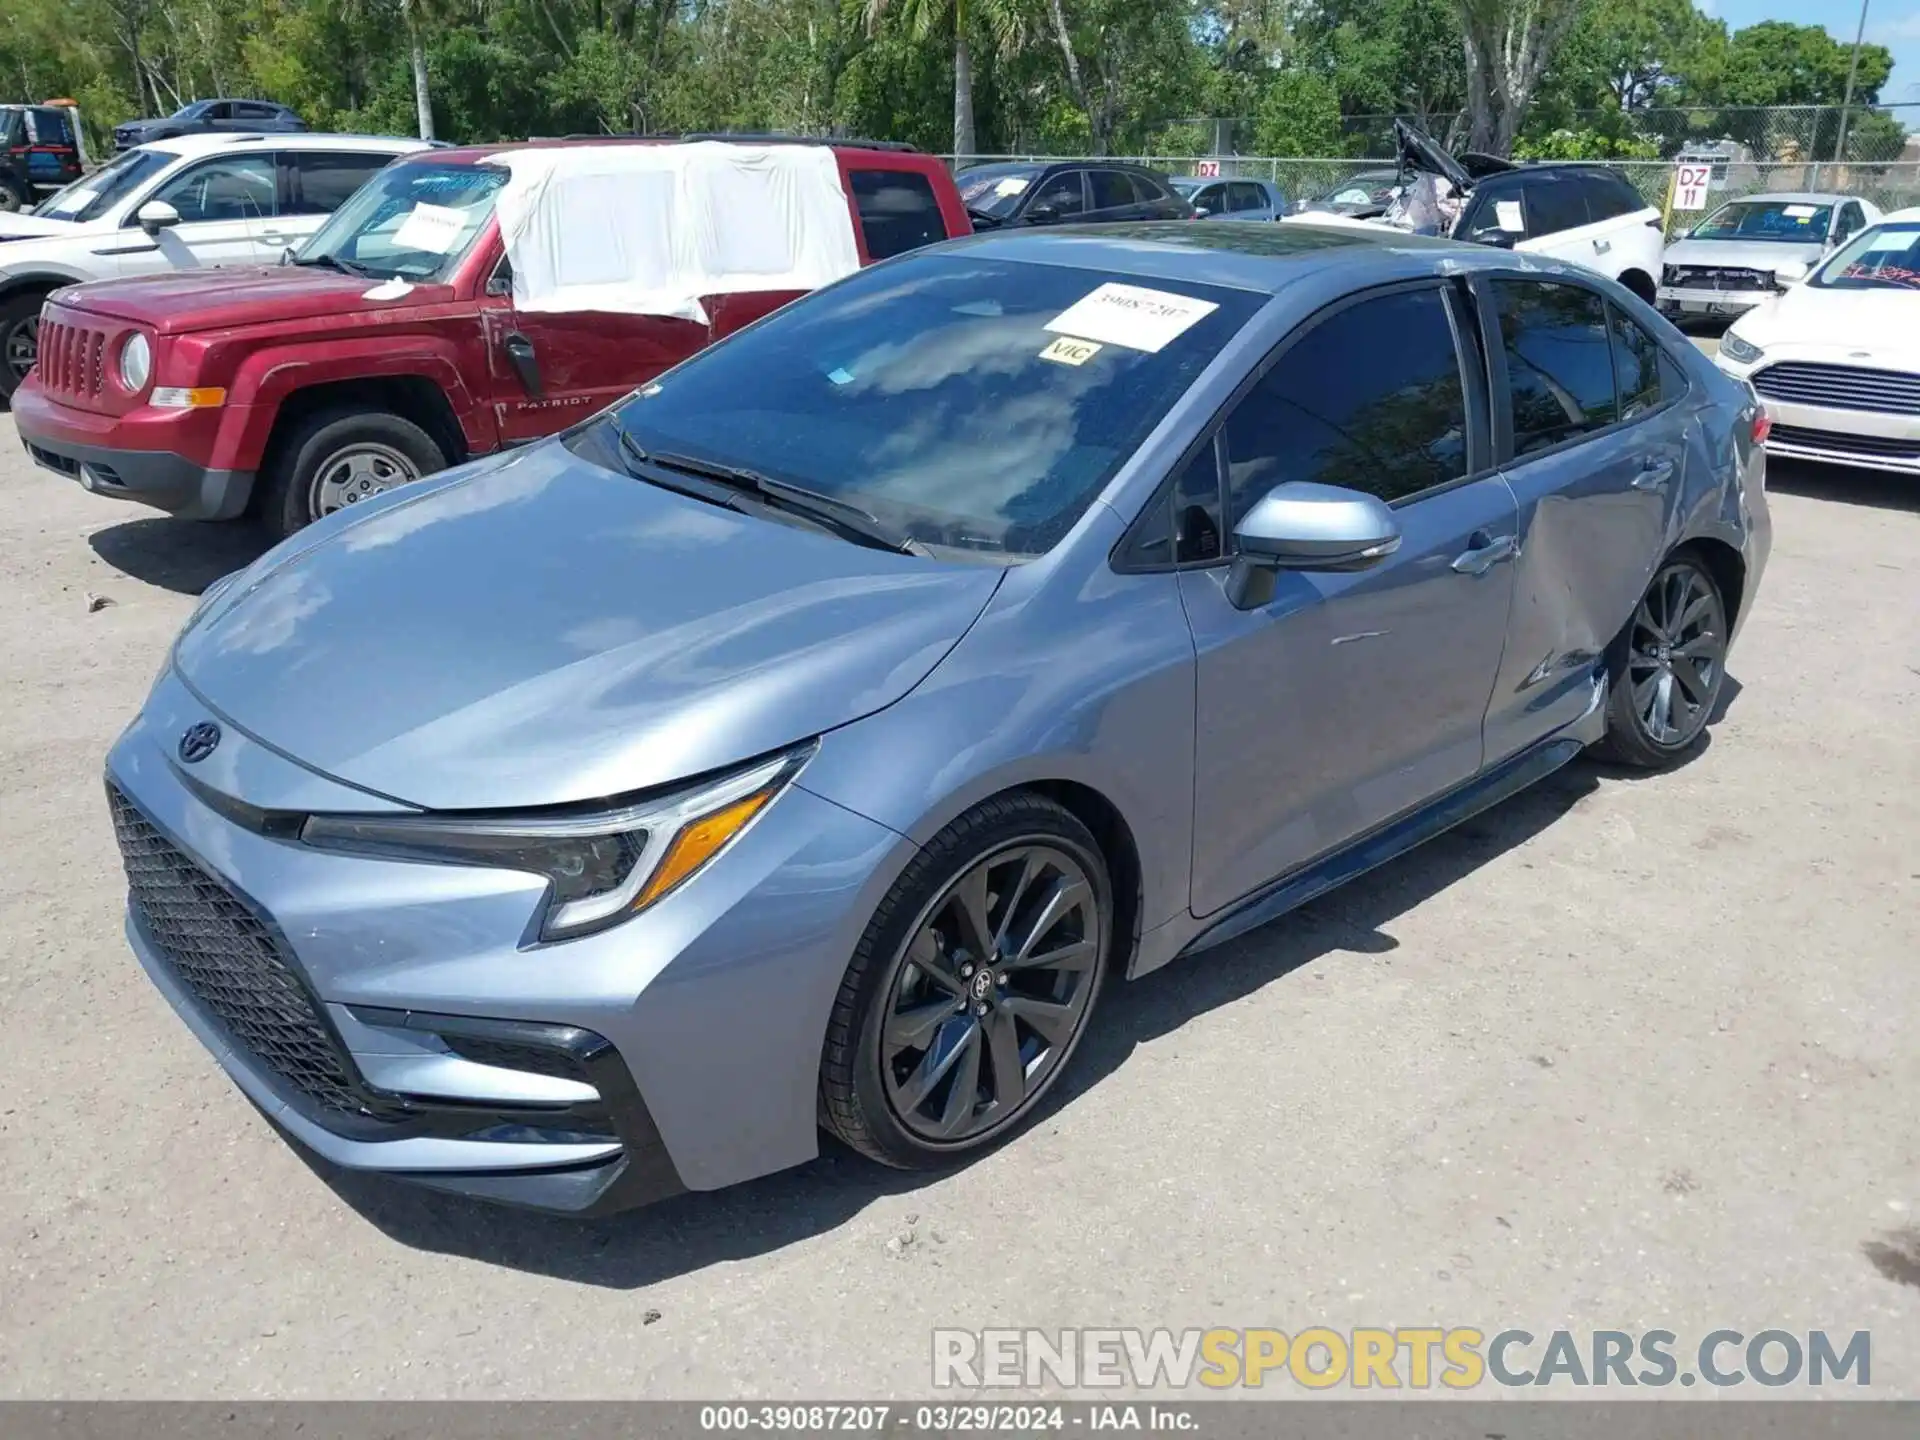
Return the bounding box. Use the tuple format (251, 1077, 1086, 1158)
(1632, 458, 1675, 492)
(1451, 531, 1518, 576)
(503, 332, 542, 396)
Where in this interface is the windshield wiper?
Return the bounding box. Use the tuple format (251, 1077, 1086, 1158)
(613, 427, 924, 556)
(292, 252, 372, 277)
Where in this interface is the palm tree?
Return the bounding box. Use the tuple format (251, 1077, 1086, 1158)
(859, 0, 992, 159)
(399, 0, 433, 140)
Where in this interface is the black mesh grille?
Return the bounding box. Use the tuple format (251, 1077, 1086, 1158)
(107, 782, 374, 1117)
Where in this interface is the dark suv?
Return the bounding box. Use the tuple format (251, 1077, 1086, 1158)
(1, 105, 85, 210)
(114, 100, 305, 152)
(957, 160, 1195, 228)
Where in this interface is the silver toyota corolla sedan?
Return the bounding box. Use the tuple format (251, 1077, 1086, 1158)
(106, 223, 1772, 1214)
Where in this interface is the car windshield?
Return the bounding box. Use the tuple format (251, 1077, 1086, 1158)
(292, 160, 503, 281)
(579, 253, 1263, 560)
(1689, 199, 1832, 242)
(1811, 223, 1920, 291)
(31, 147, 171, 222)
(957, 167, 1040, 219)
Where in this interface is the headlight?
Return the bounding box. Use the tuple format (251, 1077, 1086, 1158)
(300, 747, 810, 941)
(119, 332, 151, 392)
(1719, 330, 1763, 365)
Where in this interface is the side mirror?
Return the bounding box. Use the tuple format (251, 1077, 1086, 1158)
(1223, 482, 1403, 610)
(136, 199, 180, 234)
(1773, 259, 1810, 286)
(1025, 203, 1060, 225)
(1193, 205, 1212, 218)
(1469, 225, 1519, 249)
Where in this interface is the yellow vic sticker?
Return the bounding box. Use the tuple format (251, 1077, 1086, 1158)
(1040, 336, 1103, 366)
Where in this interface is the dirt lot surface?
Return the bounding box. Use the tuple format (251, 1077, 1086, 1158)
(1, 388, 1916, 1399)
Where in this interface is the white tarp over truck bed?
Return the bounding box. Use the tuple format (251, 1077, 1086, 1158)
(488, 141, 864, 325)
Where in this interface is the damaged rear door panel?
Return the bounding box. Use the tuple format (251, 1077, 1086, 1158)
(1475, 273, 1687, 764)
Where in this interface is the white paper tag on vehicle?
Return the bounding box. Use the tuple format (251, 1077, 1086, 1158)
(362, 278, 415, 301)
(995, 176, 1029, 197)
(1039, 336, 1102, 367)
(1867, 229, 1915, 251)
(1045, 283, 1217, 354)
(391, 201, 468, 254)
(1495, 200, 1524, 231)
(1782, 204, 1819, 219)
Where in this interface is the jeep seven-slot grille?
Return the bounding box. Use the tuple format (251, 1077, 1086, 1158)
(106, 783, 374, 1117)
(35, 319, 106, 400)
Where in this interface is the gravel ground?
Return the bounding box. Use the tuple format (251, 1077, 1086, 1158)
(1, 386, 1916, 1400)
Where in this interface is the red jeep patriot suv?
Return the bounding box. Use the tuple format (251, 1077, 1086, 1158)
(14, 135, 971, 536)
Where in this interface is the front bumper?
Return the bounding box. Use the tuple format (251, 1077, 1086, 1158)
(1712, 356, 1920, 475)
(13, 377, 255, 520)
(107, 668, 911, 1212)
(1657, 285, 1774, 318)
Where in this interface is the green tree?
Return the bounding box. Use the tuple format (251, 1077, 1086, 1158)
(1457, 0, 1585, 155)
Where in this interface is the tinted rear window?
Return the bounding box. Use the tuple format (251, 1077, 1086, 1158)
(849, 168, 949, 259)
(589, 254, 1265, 559)
(1494, 280, 1618, 453)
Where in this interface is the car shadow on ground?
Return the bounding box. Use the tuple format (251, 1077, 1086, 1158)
(87, 516, 270, 595)
(1765, 459, 1920, 516)
(319, 748, 1645, 1288)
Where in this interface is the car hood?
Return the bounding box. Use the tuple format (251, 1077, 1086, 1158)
(173, 442, 1006, 811)
(1664, 236, 1826, 272)
(0, 211, 101, 242)
(57, 265, 449, 334)
(1729, 282, 1920, 363)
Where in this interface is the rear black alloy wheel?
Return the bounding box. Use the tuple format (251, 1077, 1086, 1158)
(820, 795, 1112, 1168)
(1597, 553, 1727, 766)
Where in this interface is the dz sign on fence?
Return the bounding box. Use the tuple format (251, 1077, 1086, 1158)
(1673, 162, 1713, 212)
(1195, 159, 1220, 178)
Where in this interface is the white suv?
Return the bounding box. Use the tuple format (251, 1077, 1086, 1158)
(0, 131, 427, 399)
(1288, 124, 1666, 302)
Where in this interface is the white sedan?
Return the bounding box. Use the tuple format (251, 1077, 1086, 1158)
(1714, 206, 1920, 474)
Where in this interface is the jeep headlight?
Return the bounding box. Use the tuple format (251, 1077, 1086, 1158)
(300, 747, 810, 941)
(119, 332, 151, 392)
(1719, 330, 1763, 365)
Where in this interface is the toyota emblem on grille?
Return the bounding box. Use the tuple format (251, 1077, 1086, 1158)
(178, 722, 222, 764)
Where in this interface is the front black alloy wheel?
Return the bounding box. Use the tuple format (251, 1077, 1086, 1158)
(820, 794, 1112, 1168)
(1595, 552, 1728, 767)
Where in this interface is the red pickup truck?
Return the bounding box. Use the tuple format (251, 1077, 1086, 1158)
(14, 135, 972, 536)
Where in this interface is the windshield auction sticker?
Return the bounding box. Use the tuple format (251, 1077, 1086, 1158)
(1039, 336, 1102, 367)
(1046, 283, 1218, 353)
(391, 201, 469, 254)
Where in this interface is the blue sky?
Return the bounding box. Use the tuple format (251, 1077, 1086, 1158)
(1708, 0, 1920, 104)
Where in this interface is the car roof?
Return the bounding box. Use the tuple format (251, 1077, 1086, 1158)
(427, 135, 929, 167)
(141, 131, 429, 159)
(939, 219, 1555, 295)
(1879, 206, 1920, 224)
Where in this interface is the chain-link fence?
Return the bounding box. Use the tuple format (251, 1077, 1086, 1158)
(1141, 105, 1920, 166)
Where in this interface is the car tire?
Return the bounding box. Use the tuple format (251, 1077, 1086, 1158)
(1592, 550, 1729, 769)
(0, 290, 45, 401)
(258, 407, 447, 540)
(0, 176, 27, 214)
(819, 792, 1113, 1170)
